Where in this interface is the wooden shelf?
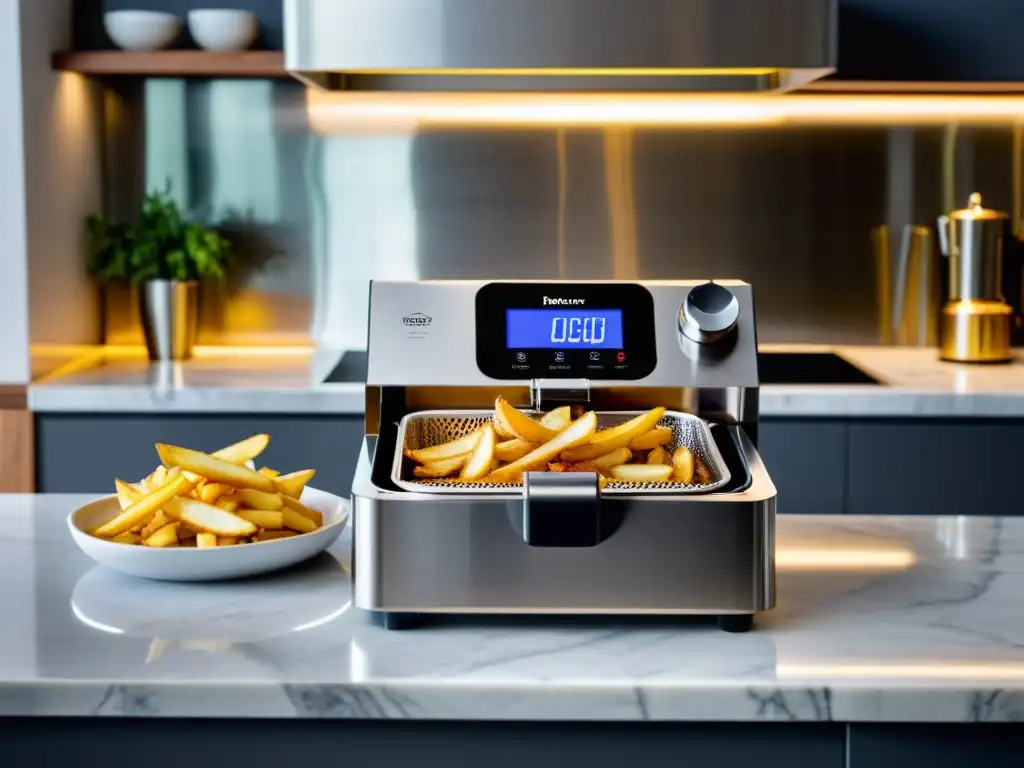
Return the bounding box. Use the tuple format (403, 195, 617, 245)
(52, 50, 288, 78)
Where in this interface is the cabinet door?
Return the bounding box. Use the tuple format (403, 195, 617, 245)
(0, 719, 846, 768)
(35, 414, 365, 498)
(849, 724, 1024, 768)
(758, 420, 847, 515)
(837, 0, 1024, 82)
(847, 420, 1024, 515)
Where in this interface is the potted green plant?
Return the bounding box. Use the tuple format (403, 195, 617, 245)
(86, 187, 233, 361)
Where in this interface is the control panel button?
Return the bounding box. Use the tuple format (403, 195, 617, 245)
(616, 351, 626, 363)
(516, 351, 527, 362)
(554, 351, 565, 362)
(678, 282, 740, 344)
(589, 351, 601, 361)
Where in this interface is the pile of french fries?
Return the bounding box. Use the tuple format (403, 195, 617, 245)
(88, 434, 323, 548)
(405, 397, 712, 486)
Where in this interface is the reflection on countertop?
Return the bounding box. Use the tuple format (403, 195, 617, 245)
(29, 344, 364, 414)
(3, 494, 1024, 721)
(26, 343, 1024, 417)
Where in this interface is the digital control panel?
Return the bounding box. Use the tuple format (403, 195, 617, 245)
(476, 282, 657, 380)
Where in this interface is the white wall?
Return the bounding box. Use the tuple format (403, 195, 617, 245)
(0, 1, 30, 383)
(21, 0, 102, 349)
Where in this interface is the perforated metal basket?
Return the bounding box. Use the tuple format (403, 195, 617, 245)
(392, 409, 731, 495)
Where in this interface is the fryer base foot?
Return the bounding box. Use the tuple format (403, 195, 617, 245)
(718, 614, 755, 633)
(380, 612, 422, 630)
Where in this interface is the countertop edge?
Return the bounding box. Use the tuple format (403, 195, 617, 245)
(4, 680, 1023, 721)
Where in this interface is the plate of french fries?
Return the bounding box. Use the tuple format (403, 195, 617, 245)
(394, 397, 729, 494)
(68, 434, 349, 582)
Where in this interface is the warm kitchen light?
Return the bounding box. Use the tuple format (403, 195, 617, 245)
(776, 545, 917, 571)
(307, 92, 1024, 132)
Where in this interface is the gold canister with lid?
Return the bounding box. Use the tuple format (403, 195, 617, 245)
(936, 193, 1013, 363)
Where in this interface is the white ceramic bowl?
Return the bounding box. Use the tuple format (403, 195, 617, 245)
(68, 487, 348, 582)
(187, 9, 259, 51)
(104, 10, 181, 52)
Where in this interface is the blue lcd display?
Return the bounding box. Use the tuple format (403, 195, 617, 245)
(506, 309, 624, 349)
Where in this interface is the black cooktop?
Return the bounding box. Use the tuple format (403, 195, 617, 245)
(323, 351, 367, 384)
(757, 352, 881, 385)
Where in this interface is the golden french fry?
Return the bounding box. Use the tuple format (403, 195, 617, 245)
(591, 446, 632, 471)
(610, 464, 673, 482)
(178, 523, 198, 539)
(157, 444, 277, 492)
(493, 420, 516, 439)
(282, 506, 318, 534)
(561, 408, 667, 463)
(671, 446, 696, 484)
(196, 532, 217, 548)
(460, 424, 497, 481)
(281, 495, 323, 527)
(629, 426, 673, 451)
(275, 469, 315, 499)
(110, 531, 141, 545)
(165, 497, 258, 537)
(151, 465, 168, 488)
(236, 509, 284, 529)
(494, 438, 535, 462)
(258, 466, 280, 479)
(114, 478, 144, 510)
(144, 522, 179, 548)
(215, 497, 239, 513)
(92, 469, 185, 538)
(539, 405, 572, 431)
(211, 434, 270, 464)
(255, 529, 299, 542)
(694, 459, 713, 485)
(218, 537, 239, 546)
(200, 483, 229, 504)
(406, 428, 483, 464)
(235, 488, 284, 510)
(413, 453, 469, 478)
(140, 510, 169, 540)
(548, 461, 607, 476)
(647, 445, 669, 465)
(494, 397, 558, 444)
(487, 411, 597, 483)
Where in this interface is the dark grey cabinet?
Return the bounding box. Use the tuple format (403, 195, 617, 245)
(847, 421, 1024, 515)
(0, 719, 846, 768)
(848, 724, 1024, 768)
(759, 420, 847, 515)
(35, 414, 365, 498)
(835, 0, 1024, 83)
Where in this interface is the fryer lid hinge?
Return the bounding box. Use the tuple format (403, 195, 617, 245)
(530, 378, 591, 410)
(522, 471, 601, 548)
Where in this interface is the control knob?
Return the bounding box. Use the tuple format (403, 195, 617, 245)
(678, 282, 740, 344)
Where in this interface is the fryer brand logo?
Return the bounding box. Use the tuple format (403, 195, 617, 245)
(542, 296, 585, 306)
(402, 312, 432, 327)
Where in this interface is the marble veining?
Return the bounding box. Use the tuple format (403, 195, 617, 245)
(5, 495, 1024, 721)
(27, 344, 1024, 416)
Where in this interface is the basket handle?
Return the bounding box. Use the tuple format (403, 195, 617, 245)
(522, 471, 601, 547)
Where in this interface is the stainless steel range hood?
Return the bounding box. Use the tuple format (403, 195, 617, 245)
(284, 0, 837, 93)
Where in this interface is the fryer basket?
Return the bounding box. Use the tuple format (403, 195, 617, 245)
(392, 409, 732, 495)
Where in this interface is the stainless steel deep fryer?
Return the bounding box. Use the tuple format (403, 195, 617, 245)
(351, 280, 777, 632)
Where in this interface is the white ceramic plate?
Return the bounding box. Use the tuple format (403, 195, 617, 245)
(68, 487, 348, 582)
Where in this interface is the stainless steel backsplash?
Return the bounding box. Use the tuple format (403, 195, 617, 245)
(105, 79, 1021, 349)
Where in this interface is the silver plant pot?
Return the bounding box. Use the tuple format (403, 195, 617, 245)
(139, 280, 199, 361)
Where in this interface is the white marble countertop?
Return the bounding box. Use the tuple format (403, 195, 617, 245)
(4, 494, 1024, 721)
(26, 344, 1024, 417)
